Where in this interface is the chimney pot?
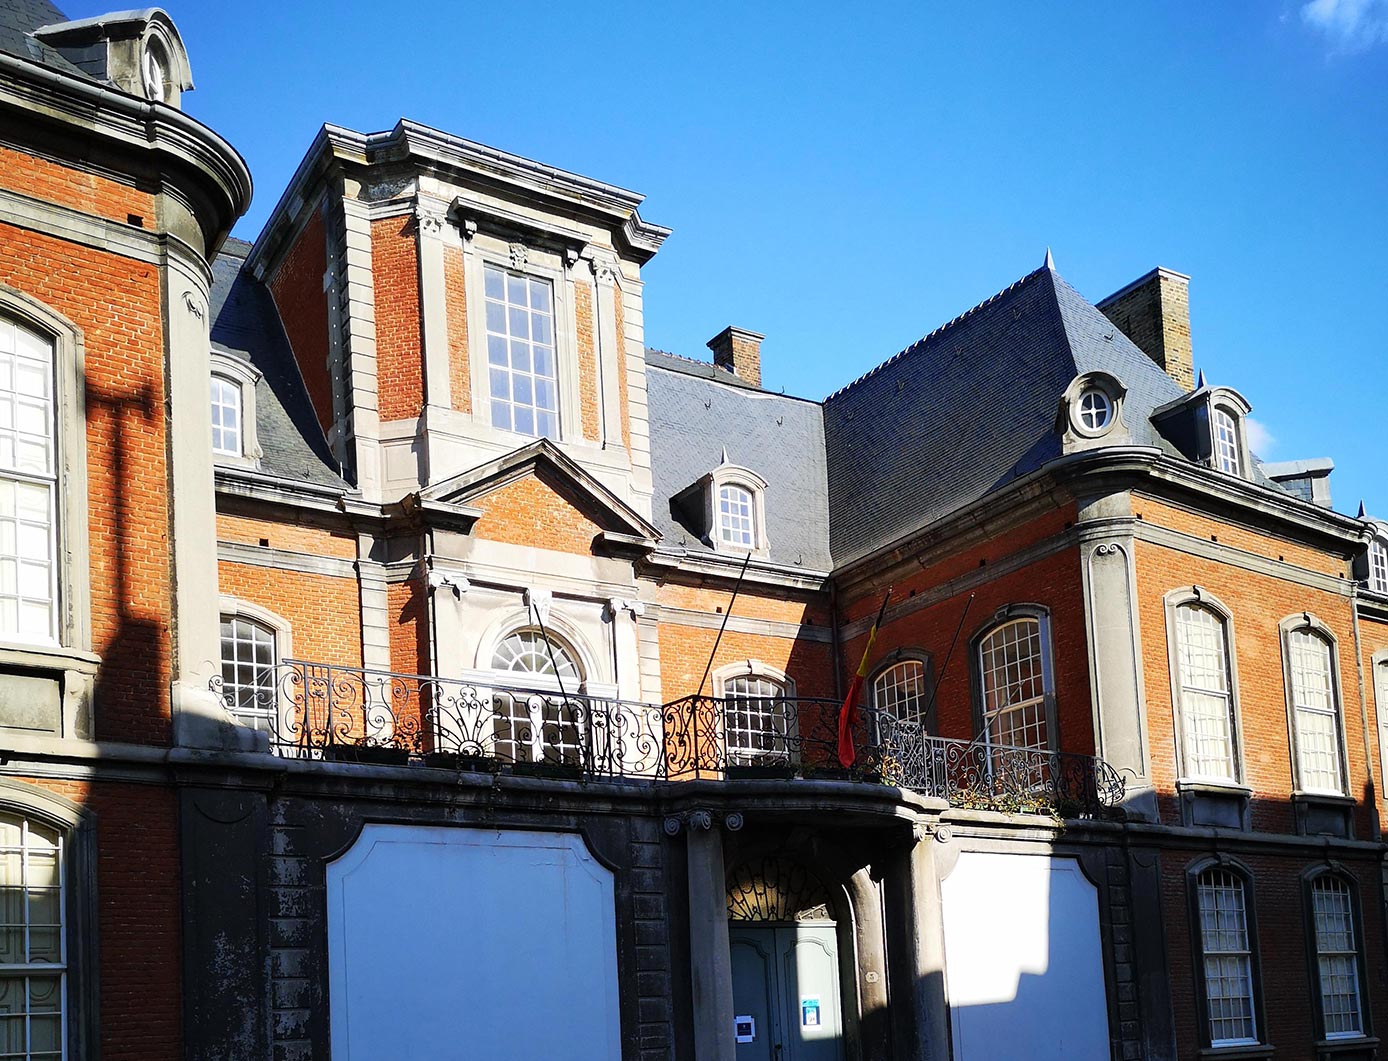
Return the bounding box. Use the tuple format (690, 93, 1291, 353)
(707, 326, 764, 388)
(1096, 267, 1194, 392)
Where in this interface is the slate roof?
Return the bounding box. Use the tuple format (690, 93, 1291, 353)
(822, 262, 1194, 565)
(209, 239, 347, 489)
(0, 0, 85, 74)
(645, 350, 831, 571)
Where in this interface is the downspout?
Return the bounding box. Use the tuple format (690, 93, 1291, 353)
(1350, 585, 1377, 837)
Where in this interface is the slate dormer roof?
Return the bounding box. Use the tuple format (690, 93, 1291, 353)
(208, 239, 347, 489)
(821, 258, 1193, 564)
(0, 0, 85, 74)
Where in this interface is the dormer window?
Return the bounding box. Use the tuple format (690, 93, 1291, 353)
(1213, 407, 1242, 476)
(208, 353, 261, 468)
(142, 37, 171, 103)
(210, 374, 241, 457)
(1077, 388, 1113, 432)
(484, 264, 558, 440)
(717, 483, 756, 548)
(1370, 538, 1388, 594)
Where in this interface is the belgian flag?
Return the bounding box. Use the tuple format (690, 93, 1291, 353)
(837, 589, 892, 768)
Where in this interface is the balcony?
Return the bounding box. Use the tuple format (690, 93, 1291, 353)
(210, 661, 1126, 818)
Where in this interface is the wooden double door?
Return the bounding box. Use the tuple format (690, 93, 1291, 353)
(730, 922, 845, 1061)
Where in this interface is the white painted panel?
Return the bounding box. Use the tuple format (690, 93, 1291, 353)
(328, 825, 621, 1059)
(941, 852, 1109, 1060)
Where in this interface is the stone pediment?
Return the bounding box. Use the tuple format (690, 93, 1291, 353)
(415, 439, 659, 558)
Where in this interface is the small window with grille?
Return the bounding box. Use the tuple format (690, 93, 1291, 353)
(219, 615, 278, 732)
(722, 673, 791, 765)
(0, 812, 66, 1060)
(1310, 876, 1364, 1040)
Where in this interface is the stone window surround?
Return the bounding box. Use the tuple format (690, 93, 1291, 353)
(209, 352, 262, 469)
(1163, 586, 1250, 792)
(711, 659, 798, 762)
(1206, 389, 1254, 482)
(0, 287, 96, 740)
(1185, 855, 1271, 1057)
(1299, 865, 1374, 1048)
(0, 778, 98, 1060)
(1277, 613, 1350, 799)
(706, 465, 770, 558)
(217, 596, 293, 736)
(867, 649, 935, 733)
(1057, 370, 1129, 447)
(967, 604, 1058, 753)
(465, 604, 617, 700)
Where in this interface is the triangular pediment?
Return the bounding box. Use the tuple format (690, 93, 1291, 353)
(417, 439, 659, 555)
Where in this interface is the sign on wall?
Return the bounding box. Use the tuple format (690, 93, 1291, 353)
(327, 824, 622, 1059)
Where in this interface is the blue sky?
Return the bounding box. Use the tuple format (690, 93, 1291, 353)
(64, 0, 1388, 514)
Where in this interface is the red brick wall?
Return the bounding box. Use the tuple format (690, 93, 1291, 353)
(0, 223, 172, 744)
(469, 471, 604, 554)
(217, 561, 363, 669)
(0, 145, 154, 223)
(20, 776, 182, 1059)
(216, 512, 356, 559)
(444, 243, 470, 414)
(1161, 851, 1387, 1057)
(575, 279, 599, 440)
(372, 215, 423, 422)
(268, 208, 333, 434)
(1134, 498, 1368, 832)
(388, 577, 429, 676)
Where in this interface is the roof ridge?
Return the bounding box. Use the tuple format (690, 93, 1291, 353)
(824, 265, 1048, 401)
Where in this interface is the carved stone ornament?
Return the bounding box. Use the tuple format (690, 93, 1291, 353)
(181, 291, 205, 320)
(524, 587, 553, 625)
(416, 207, 447, 239)
(606, 597, 647, 621)
(508, 242, 528, 269)
(427, 570, 470, 599)
(590, 257, 618, 285)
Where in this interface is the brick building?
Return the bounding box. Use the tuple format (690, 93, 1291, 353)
(0, 4, 1385, 1060)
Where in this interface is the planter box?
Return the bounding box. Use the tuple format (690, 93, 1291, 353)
(726, 763, 797, 781)
(422, 752, 499, 773)
(323, 744, 411, 766)
(510, 761, 583, 781)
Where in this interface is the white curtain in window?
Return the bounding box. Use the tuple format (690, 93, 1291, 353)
(1175, 604, 1237, 780)
(1287, 629, 1342, 793)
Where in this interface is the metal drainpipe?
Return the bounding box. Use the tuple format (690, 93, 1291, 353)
(1350, 582, 1378, 838)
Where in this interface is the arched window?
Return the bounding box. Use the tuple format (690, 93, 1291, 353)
(1369, 538, 1388, 595)
(1308, 874, 1365, 1040)
(1212, 407, 1242, 476)
(1173, 602, 1239, 781)
(872, 659, 930, 728)
(716, 483, 756, 548)
(722, 672, 791, 764)
(0, 315, 57, 643)
(219, 614, 278, 732)
(489, 628, 584, 767)
(977, 616, 1051, 753)
(0, 811, 66, 1058)
(1194, 865, 1260, 1048)
(491, 628, 582, 684)
(1284, 625, 1344, 794)
(210, 373, 242, 457)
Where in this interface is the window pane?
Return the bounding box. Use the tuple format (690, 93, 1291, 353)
(978, 618, 1048, 753)
(0, 815, 67, 1060)
(483, 268, 558, 439)
(723, 674, 789, 761)
(1197, 869, 1256, 1045)
(210, 375, 242, 457)
(1175, 605, 1236, 779)
(1289, 630, 1343, 793)
(218, 616, 278, 732)
(1312, 878, 1362, 1037)
(717, 484, 755, 547)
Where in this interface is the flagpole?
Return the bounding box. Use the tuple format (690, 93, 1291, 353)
(694, 550, 754, 700)
(921, 592, 974, 735)
(836, 586, 893, 768)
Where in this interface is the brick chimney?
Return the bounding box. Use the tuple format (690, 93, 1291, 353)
(707, 326, 764, 387)
(1096, 267, 1194, 392)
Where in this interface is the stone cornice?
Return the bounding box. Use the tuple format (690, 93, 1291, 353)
(0, 51, 251, 254)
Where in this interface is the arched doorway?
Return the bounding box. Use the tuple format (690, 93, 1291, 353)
(727, 858, 846, 1061)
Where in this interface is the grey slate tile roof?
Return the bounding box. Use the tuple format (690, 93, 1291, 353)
(645, 350, 831, 571)
(209, 239, 347, 490)
(822, 263, 1193, 565)
(0, 0, 86, 75)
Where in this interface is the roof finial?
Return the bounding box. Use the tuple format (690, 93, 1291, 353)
(719, 445, 729, 465)
(1197, 369, 1207, 389)
(1358, 500, 1368, 520)
(1043, 246, 1054, 270)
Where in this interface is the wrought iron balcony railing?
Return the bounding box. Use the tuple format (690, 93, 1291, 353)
(209, 662, 1125, 817)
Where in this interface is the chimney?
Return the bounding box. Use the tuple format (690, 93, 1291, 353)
(707, 326, 764, 387)
(1096, 267, 1194, 392)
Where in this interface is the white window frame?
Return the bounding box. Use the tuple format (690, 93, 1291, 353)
(1194, 864, 1260, 1048)
(1368, 537, 1388, 595)
(208, 352, 261, 469)
(871, 656, 932, 730)
(716, 482, 756, 549)
(1280, 615, 1347, 796)
(217, 598, 292, 741)
(1166, 589, 1244, 785)
(1308, 873, 1364, 1040)
(462, 232, 582, 447)
(0, 810, 66, 1060)
(705, 465, 770, 557)
(481, 263, 560, 441)
(0, 292, 89, 661)
(713, 661, 796, 766)
(1212, 407, 1242, 476)
(974, 609, 1055, 757)
(486, 626, 588, 767)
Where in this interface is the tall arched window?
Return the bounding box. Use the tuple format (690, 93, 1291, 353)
(1283, 624, 1344, 795)
(209, 373, 242, 457)
(1369, 538, 1388, 595)
(489, 628, 584, 766)
(1212, 407, 1242, 476)
(1194, 865, 1260, 1048)
(0, 315, 57, 643)
(1308, 874, 1365, 1040)
(0, 811, 65, 1059)
(716, 483, 756, 548)
(722, 672, 791, 765)
(219, 614, 278, 732)
(1173, 601, 1239, 781)
(977, 616, 1051, 753)
(872, 659, 930, 728)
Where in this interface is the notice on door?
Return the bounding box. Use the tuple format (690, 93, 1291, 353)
(734, 1015, 756, 1043)
(801, 997, 821, 1027)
